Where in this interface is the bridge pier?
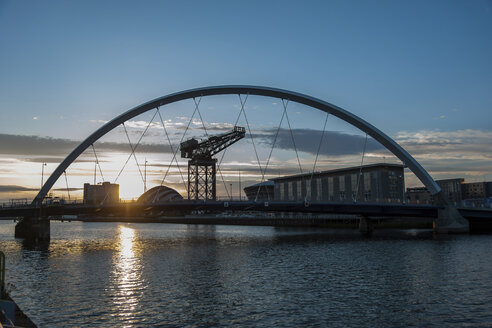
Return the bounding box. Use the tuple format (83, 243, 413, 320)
(434, 193, 469, 234)
(14, 217, 50, 242)
(359, 216, 373, 236)
(434, 206, 469, 234)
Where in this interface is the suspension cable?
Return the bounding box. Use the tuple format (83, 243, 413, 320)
(194, 97, 209, 137)
(91, 144, 105, 182)
(153, 97, 201, 203)
(283, 99, 303, 174)
(355, 133, 369, 203)
(240, 94, 264, 189)
(122, 122, 145, 183)
(63, 170, 71, 201)
(217, 93, 249, 198)
(114, 108, 158, 183)
(254, 102, 287, 202)
(306, 112, 329, 202)
(156, 108, 188, 192)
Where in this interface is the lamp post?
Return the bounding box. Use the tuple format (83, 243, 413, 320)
(41, 162, 47, 189)
(230, 183, 233, 201)
(144, 159, 148, 193)
(239, 169, 241, 201)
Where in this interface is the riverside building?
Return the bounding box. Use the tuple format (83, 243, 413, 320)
(83, 182, 119, 205)
(271, 163, 405, 203)
(407, 179, 492, 207)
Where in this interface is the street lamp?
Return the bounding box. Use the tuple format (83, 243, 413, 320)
(144, 159, 148, 193)
(41, 162, 47, 189)
(238, 169, 241, 201)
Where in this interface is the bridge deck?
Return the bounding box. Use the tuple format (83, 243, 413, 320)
(1, 201, 490, 222)
(0, 201, 442, 218)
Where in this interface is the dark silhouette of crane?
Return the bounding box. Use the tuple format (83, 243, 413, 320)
(180, 126, 246, 200)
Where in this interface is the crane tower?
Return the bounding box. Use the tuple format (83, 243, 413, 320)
(180, 126, 246, 200)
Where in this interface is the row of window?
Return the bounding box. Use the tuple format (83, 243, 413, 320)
(276, 172, 377, 201)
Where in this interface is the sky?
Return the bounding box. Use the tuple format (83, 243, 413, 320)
(0, 0, 491, 202)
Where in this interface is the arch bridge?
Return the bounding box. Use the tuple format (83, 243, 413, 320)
(13, 85, 469, 239)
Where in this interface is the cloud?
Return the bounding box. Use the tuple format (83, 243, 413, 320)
(123, 120, 162, 129)
(253, 128, 384, 156)
(0, 185, 38, 192)
(23, 157, 102, 164)
(0, 134, 175, 157)
(90, 119, 108, 124)
(33, 116, 39, 120)
(0, 134, 78, 156)
(52, 187, 84, 192)
(394, 129, 492, 182)
(394, 129, 492, 158)
(94, 141, 173, 154)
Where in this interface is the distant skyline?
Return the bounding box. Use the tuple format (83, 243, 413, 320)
(1, 0, 491, 201)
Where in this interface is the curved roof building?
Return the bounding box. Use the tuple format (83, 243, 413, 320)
(243, 181, 274, 202)
(137, 186, 183, 203)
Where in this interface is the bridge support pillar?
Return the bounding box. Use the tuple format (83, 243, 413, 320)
(14, 217, 50, 241)
(359, 216, 373, 236)
(434, 193, 469, 234)
(434, 206, 469, 234)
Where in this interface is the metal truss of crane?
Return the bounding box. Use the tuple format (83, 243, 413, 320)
(180, 126, 246, 200)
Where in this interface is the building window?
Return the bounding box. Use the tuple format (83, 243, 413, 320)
(306, 180, 311, 199)
(297, 180, 302, 200)
(388, 170, 398, 197)
(328, 177, 334, 201)
(351, 174, 358, 191)
(279, 183, 284, 200)
(339, 176, 345, 191)
(317, 178, 323, 200)
(351, 174, 358, 201)
(288, 182, 293, 200)
(364, 172, 371, 191)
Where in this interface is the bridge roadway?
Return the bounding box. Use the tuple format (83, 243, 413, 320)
(1, 201, 490, 221)
(0, 201, 443, 219)
(2, 202, 491, 232)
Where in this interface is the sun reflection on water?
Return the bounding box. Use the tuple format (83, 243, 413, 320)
(110, 225, 145, 326)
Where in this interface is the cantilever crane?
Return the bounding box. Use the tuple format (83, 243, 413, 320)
(180, 126, 246, 200)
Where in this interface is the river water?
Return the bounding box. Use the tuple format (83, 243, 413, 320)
(0, 221, 491, 327)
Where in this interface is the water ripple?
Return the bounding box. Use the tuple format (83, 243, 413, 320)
(1, 222, 492, 327)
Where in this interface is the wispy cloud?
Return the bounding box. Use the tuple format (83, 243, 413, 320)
(395, 129, 492, 181)
(395, 129, 492, 159)
(123, 120, 162, 129)
(90, 119, 108, 124)
(124, 118, 235, 133)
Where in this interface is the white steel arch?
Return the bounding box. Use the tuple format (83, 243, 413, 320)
(33, 85, 441, 204)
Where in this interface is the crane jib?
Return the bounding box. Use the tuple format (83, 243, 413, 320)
(179, 126, 246, 200)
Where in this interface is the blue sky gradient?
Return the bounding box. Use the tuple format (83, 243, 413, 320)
(0, 0, 491, 200)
